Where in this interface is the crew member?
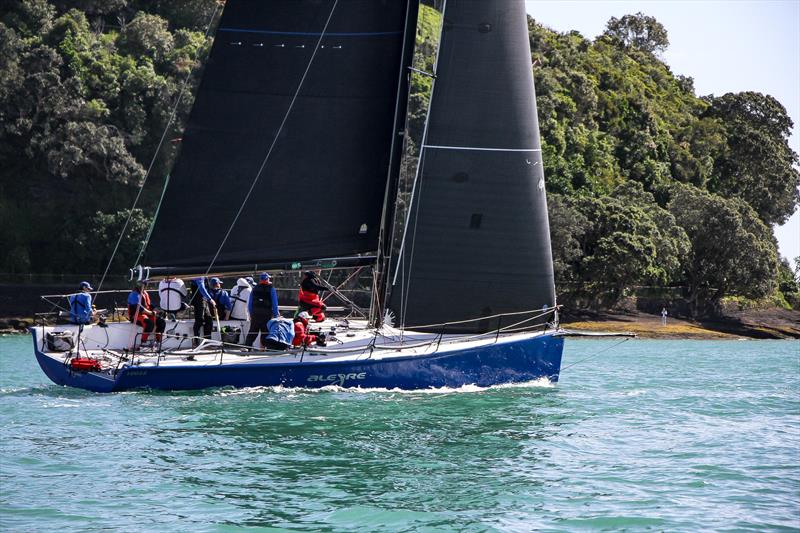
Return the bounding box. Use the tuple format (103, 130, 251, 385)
(209, 277, 232, 320)
(245, 272, 279, 347)
(158, 276, 187, 320)
(292, 311, 326, 347)
(229, 278, 252, 321)
(298, 271, 327, 322)
(68, 281, 96, 325)
(262, 317, 294, 350)
(189, 277, 215, 346)
(128, 281, 165, 345)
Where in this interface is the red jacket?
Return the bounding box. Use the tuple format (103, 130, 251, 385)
(292, 318, 316, 347)
(298, 289, 325, 310)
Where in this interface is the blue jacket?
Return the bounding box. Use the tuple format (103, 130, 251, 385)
(68, 292, 93, 324)
(210, 288, 232, 312)
(192, 278, 212, 301)
(264, 318, 294, 346)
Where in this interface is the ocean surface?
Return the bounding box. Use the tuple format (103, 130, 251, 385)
(1, 334, 798, 532)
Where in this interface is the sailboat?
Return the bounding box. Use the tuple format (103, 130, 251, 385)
(30, 0, 565, 392)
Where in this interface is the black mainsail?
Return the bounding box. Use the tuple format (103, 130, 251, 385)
(144, 0, 416, 273)
(386, 0, 556, 332)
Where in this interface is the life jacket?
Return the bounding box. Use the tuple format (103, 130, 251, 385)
(230, 279, 251, 320)
(250, 283, 274, 313)
(158, 279, 185, 312)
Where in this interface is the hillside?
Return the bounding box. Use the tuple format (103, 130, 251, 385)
(0, 1, 798, 319)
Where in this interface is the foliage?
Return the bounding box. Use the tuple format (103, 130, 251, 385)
(667, 184, 778, 315)
(602, 12, 670, 55)
(0, 0, 216, 274)
(550, 182, 689, 304)
(0, 2, 796, 320)
(704, 92, 800, 225)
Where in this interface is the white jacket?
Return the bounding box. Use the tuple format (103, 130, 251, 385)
(158, 278, 187, 312)
(229, 278, 252, 320)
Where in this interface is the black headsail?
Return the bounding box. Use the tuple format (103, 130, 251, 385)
(387, 0, 556, 332)
(143, 0, 416, 275)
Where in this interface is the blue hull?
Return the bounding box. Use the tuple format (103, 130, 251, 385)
(31, 330, 563, 393)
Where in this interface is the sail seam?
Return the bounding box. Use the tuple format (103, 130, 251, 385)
(219, 28, 401, 37)
(423, 145, 541, 152)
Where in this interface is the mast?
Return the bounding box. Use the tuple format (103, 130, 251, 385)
(371, 0, 421, 327)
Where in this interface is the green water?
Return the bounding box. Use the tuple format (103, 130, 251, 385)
(1, 335, 798, 532)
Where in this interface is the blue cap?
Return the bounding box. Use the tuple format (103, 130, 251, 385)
(210, 277, 222, 286)
(79, 281, 93, 291)
(259, 272, 271, 281)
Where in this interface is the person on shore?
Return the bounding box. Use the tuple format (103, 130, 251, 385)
(298, 271, 327, 322)
(189, 277, 215, 346)
(128, 281, 165, 345)
(229, 278, 252, 322)
(209, 277, 232, 320)
(158, 276, 187, 320)
(661, 307, 668, 326)
(68, 281, 96, 325)
(245, 272, 279, 347)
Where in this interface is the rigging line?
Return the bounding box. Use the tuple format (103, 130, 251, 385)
(559, 337, 632, 373)
(400, 163, 426, 328)
(204, 0, 340, 277)
(95, 2, 222, 292)
(372, 0, 416, 326)
(135, 173, 171, 268)
(391, 0, 448, 290)
(397, 0, 448, 329)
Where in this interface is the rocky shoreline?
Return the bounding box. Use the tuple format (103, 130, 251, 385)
(562, 308, 800, 340)
(5, 309, 798, 339)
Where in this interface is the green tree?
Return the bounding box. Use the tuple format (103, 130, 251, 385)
(704, 92, 800, 225)
(667, 184, 778, 315)
(602, 12, 669, 55)
(547, 194, 588, 285)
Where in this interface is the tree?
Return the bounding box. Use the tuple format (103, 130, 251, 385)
(704, 92, 800, 225)
(667, 184, 778, 316)
(602, 12, 669, 55)
(547, 194, 588, 284)
(561, 184, 689, 304)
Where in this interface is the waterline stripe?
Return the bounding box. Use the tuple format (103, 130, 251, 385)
(219, 28, 402, 37)
(423, 145, 541, 152)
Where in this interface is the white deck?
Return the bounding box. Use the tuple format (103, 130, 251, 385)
(33, 318, 553, 370)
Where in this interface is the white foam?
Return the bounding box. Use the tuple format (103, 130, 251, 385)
(210, 377, 554, 397)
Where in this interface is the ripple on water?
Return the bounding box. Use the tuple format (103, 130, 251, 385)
(1, 336, 798, 532)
